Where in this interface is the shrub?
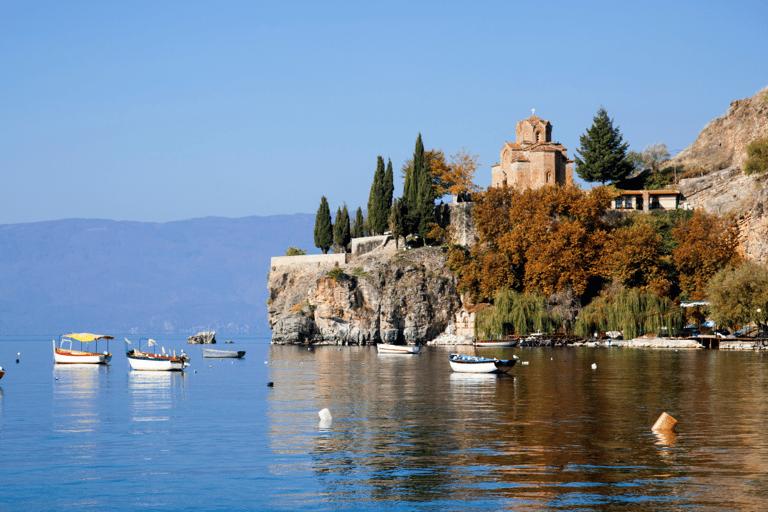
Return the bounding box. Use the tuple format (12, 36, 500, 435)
(744, 138, 768, 176)
(328, 267, 344, 281)
(351, 267, 368, 277)
(286, 246, 307, 256)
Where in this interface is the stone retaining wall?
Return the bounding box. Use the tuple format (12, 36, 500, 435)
(270, 253, 349, 271)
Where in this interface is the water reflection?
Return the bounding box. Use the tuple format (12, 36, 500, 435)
(128, 371, 187, 424)
(265, 345, 768, 510)
(52, 364, 110, 434)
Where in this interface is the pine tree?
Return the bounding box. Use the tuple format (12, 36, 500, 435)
(574, 108, 633, 185)
(314, 196, 333, 254)
(352, 206, 365, 238)
(367, 156, 387, 234)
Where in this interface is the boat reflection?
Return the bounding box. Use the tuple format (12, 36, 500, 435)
(52, 364, 110, 434)
(128, 371, 186, 423)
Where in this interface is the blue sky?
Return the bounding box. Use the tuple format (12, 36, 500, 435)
(2, 0, 766, 224)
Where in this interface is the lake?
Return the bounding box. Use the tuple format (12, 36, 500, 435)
(1, 335, 768, 511)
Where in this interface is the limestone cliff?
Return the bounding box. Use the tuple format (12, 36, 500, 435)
(671, 87, 768, 264)
(267, 244, 461, 345)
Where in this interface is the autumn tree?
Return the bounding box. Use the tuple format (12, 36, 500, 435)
(672, 211, 741, 299)
(706, 261, 768, 331)
(575, 108, 633, 184)
(429, 147, 481, 201)
(314, 196, 333, 254)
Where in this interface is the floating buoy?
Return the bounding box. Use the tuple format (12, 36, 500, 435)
(267, 381, 274, 387)
(591, 363, 597, 370)
(194, 370, 197, 373)
(16, 359, 19, 364)
(318, 408, 333, 428)
(652, 412, 678, 432)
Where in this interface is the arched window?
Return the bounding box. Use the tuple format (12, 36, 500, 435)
(546, 171, 552, 183)
(535, 131, 540, 142)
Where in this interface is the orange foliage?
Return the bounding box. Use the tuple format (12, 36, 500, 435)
(603, 220, 673, 297)
(672, 211, 741, 299)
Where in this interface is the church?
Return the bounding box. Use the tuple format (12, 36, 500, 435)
(491, 112, 574, 189)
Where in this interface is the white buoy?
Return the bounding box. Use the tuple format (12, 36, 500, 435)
(318, 408, 333, 428)
(591, 363, 597, 370)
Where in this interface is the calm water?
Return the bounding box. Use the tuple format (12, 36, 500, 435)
(2, 335, 768, 511)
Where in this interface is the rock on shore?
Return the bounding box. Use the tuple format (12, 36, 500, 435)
(267, 246, 461, 345)
(188, 331, 216, 344)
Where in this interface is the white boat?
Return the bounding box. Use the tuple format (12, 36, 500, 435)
(0, 366, 4, 380)
(53, 333, 114, 364)
(202, 348, 246, 358)
(474, 338, 519, 348)
(449, 353, 518, 374)
(377, 343, 422, 354)
(125, 338, 190, 371)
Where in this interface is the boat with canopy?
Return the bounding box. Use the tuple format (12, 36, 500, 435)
(53, 333, 114, 364)
(125, 338, 190, 371)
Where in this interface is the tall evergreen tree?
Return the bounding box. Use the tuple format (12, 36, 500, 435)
(384, 158, 394, 213)
(336, 204, 351, 251)
(367, 156, 387, 234)
(333, 206, 343, 249)
(388, 198, 404, 249)
(402, 133, 426, 236)
(574, 108, 633, 185)
(352, 206, 365, 238)
(314, 196, 333, 254)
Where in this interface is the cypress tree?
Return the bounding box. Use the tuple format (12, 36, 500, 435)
(402, 133, 426, 236)
(388, 198, 404, 249)
(353, 206, 365, 238)
(339, 204, 351, 251)
(574, 108, 633, 185)
(367, 156, 387, 234)
(333, 206, 343, 250)
(384, 158, 394, 213)
(314, 196, 333, 254)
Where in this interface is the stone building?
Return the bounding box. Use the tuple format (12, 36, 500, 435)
(454, 303, 490, 338)
(491, 114, 574, 189)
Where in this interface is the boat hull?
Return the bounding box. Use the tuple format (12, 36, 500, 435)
(127, 351, 188, 371)
(474, 339, 519, 348)
(53, 348, 112, 364)
(377, 343, 421, 354)
(202, 349, 246, 358)
(449, 354, 517, 374)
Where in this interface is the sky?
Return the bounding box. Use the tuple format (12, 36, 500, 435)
(2, 0, 767, 224)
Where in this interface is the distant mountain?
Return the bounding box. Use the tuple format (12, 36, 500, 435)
(0, 214, 316, 335)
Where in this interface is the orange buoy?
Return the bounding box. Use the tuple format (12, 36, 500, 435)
(652, 412, 678, 432)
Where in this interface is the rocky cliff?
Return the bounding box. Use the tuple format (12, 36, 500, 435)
(672, 86, 768, 264)
(267, 243, 461, 345)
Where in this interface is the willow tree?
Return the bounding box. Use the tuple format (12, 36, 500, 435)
(706, 261, 768, 331)
(574, 287, 682, 339)
(474, 289, 560, 339)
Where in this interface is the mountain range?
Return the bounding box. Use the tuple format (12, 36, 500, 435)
(0, 214, 315, 335)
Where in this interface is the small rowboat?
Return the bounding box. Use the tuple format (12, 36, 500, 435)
(377, 343, 422, 354)
(474, 338, 519, 348)
(0, 366, 4, 380)
(125, 338, 190, 371)
(202, 348, 246, 358)
(53, 333, 114, 364)
(449, 353, 518, 374)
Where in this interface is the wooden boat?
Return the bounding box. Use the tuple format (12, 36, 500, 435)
(474, 337, 519, 348)
(0, 366, 4, 380)
(202, 348, 246, 358)
(377, 343, 422, 354)
(125, 338, 190, 371)
(449, 353, 518, 374)
(53, 333, 114, 364)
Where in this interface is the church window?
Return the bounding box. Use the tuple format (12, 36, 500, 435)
(546, 172, 551, 183)
(535, 131, 540, 142)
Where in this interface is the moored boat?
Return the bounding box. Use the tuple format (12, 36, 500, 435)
(449, 353, 518, 374)
(474, 338, 519, 348)
(377, 343, 422, 354)
(53, 333, 114, 364)
(202, 348, 246, 358)
(125, 338, 190, 371)
(0, 366, 4, 380)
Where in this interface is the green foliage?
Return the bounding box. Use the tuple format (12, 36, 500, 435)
(285, 246, 307, 256)
(328, 267, 344, 281)
(384, 159, 394, 214)
(706, 261, 768, 331)
(402, 133, 436, 237)
(574, 287, 683, 339)
(367, 156, 388, 234)
(575, 108, 633, 185)
(474, 289, 560, 338)
(388, 198, 405, 249)
(744, 138, 768, 176)
(333, 204, 351, 251)
(351, 267, 369, 277)
(314, 196, 333, 254)
(353, 207, 365, 239)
